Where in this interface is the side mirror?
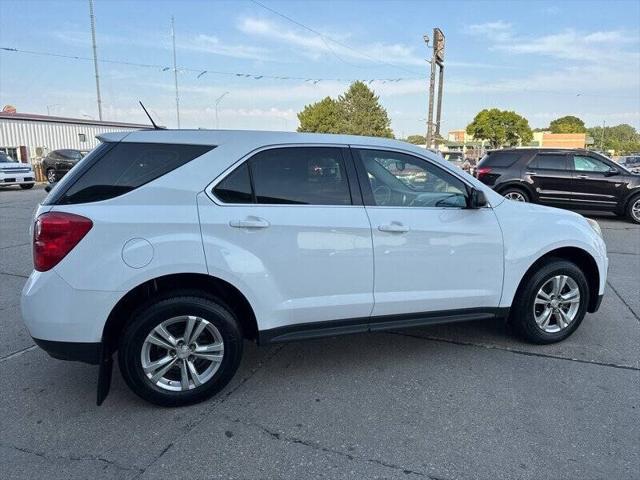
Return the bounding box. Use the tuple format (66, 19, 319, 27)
(604, 168, 618, 177)
(44, 183, 56, 193)
(469, 188, 488, 209)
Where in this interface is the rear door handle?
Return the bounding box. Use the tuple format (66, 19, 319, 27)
(378, 223, 410, 233)
(576, 175, 589, 179)
(229, 217, 270, 229)
(525, 171, 537, 176)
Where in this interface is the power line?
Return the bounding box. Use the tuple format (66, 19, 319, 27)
(2, 46, 637, 101)
(0, 46, 423, 83)
(248, 0, 423, 76)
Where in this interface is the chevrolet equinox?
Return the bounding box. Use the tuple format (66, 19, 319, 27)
(22, 131, 608, 406)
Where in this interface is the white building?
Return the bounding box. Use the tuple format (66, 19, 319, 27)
(0, 112, 148, 163)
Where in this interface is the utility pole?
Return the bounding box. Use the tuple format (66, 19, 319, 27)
(425, 28, 445, 149)
(88, 0, 103, 121)
(171, 16, 180, 128)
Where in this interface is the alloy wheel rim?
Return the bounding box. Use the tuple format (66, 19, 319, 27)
(141, 315, 224, 392)
(533, 275, 580, 333)
(632, 199, 640, 222)
(47, 170, 56, 183)
(505, 191, 526, 202)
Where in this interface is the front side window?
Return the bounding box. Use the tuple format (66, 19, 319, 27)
(357, 149, 467, 208)
(529, 154, 568, 170)
(572, 155, 610, 172)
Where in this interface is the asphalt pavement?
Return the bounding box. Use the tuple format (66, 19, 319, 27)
(1, 185, 638, 480)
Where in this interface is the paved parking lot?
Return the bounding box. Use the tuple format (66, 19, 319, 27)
(1, 185, 638, 479)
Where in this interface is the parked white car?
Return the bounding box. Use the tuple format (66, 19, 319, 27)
(22, 130, 608, 406)
(0, 152, 35, 189)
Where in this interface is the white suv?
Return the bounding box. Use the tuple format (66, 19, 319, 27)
(0, 152, 36, 189)
(22, 130, 608, 406)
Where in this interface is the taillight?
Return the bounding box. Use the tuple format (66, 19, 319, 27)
(33, 212, 93, 272)
(476, 167, 492, 177)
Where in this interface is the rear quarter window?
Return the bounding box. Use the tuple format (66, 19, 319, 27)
(479, 152, 522, 168)
(51, 142, 214, 205)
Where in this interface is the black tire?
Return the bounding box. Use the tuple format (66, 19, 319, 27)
(510, 259, 589, 344)
(625, 194, 640, 224)
(46, 168, 57, 184)
(20, 183, 34, 189)
(118, 291, 243, 407)
(501, 187, 530, 202)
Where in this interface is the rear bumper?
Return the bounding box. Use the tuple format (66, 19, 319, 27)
(32, 338, 101, 364)
(21, 269, 122, 344)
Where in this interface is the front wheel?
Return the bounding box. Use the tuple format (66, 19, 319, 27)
(510, 259, 589, 344)
(118, 292, 243, 407)
(20, 183, 34, 190)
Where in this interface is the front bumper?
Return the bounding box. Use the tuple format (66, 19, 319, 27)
(32, 338, 101, 364)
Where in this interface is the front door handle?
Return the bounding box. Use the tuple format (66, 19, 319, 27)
(576, 175, 589, 179)
(378, 223, 410, 233)
(229, 217, 270, 229)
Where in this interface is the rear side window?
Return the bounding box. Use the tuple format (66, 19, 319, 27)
(251, 147, 351, 205)
(57, 142, 213, 204)
(214, 163, 253, 204)
(480, 152, 521, 168)
(213, 147, 352, 206)
(529, 154, 567, 170)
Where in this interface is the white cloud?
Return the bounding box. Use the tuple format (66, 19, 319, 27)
(237, 17, 425, 67)
(181, 34, 271, 61)
(466, 21, 513, 41)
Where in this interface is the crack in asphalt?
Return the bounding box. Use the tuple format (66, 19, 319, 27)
(0, 242, 30, 250)
(0, 271, 28, 279)
(228, 415, 447, 479)
(0, 344, 37, 363)
(607, 280, 640, 323)
(131, 343, 287, 479)
(0, 443, 143, 475)
(607, 250, 639, 256)
(386, 331, 640, 372)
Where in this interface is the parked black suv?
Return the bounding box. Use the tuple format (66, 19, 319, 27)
(476, 148, 640, 223)
(42, 149, 88, 183)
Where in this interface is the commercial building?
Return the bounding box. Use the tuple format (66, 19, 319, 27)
(0, 112, 148, 163)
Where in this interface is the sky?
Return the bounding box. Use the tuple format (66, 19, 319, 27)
(1, 0, 639, 136)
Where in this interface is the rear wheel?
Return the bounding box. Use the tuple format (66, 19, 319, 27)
(626, 194, 640, 224)
(502, 187, 529, 202)
(118, 292, 243, 407)
(46, 168, 57, 184)
(20, 184, 34, 190)
(510, 259, 589, 344)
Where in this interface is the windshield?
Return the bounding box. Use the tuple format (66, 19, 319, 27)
(0, 152, 18, 163)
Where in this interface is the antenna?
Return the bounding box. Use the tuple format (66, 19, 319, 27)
(138, 101, 163, 130)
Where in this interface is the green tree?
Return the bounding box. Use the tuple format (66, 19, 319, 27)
(404, 134, 426, 145)
(338, 81, 393, 137)
(549, 115, 586, 134)
(587, 124, 640, 154)
(297, 97, 345, 134)
(297, 81, 393, 138)
(466, 108, 533, 149)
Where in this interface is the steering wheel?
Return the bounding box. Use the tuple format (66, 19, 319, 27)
(373, 185, 391, 206)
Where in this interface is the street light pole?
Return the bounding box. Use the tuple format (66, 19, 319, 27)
(214, 92, 229, 129)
